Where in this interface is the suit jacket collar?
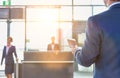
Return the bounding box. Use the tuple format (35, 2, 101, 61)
(109, 2, 120, 10)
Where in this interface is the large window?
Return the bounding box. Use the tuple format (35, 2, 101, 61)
(74, 0, 104, 5)
(74, 6, 92, 20)
(26, 7, 72, 51)
(12, 0, 72, 5)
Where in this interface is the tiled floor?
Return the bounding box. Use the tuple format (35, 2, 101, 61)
(0, 70, 93, 78)
(0, 70, 5, 78)
(74, 71, 93, 78)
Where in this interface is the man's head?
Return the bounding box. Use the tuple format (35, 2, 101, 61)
(51, 36, 55, 44)
(104, 0, 120, 7)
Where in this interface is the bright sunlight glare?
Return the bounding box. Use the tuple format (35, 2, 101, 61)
(26, 7, 60, 50)
(27, 8, 60, 22)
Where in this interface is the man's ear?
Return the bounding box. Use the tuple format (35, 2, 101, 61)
(106, 0, 116, 6)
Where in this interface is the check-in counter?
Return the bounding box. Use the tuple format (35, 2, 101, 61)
(16, 52, 74, 78)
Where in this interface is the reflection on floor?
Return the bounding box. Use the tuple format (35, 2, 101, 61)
(74, 71, 93, 78)
(0, 70, 5, 78)
(0, 70, 93, 78)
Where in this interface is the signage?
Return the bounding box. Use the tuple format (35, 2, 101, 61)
(0, 8, 24, 19)
(2, 0, 11, 6)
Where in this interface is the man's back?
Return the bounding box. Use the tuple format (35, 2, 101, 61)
(68, 1, 120, 78)
(89, 4, 120, 78)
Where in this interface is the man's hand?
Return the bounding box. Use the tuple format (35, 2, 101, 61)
(67, 39, 78, 53)
(70, 45, 78, 54)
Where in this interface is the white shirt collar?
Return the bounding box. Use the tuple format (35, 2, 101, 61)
(108, 2, 120, 9)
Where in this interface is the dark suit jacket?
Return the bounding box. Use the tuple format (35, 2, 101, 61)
(47, 43, 60, 51)
(1, 46, 17, 65)
(74, 3, 120, 78)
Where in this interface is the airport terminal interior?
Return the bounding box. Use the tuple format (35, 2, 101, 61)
(0, 0, 107, 78)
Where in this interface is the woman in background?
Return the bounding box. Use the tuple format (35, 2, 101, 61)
(1, 37, 18, 78)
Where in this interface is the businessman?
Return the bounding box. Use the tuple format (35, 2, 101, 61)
(69, 0, 120, 78)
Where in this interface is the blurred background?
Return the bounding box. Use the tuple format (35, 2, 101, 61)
(0, 0, 107, 78)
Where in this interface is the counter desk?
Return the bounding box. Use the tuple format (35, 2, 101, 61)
(15, 52, 74, 78)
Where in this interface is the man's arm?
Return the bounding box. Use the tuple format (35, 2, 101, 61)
(73, 17, 102, 67)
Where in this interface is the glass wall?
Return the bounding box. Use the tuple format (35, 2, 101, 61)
(25, 6, 72, 51)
